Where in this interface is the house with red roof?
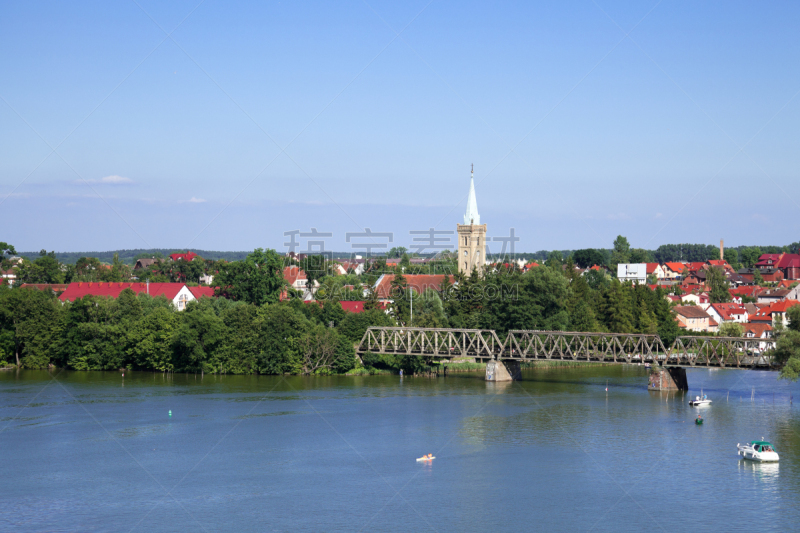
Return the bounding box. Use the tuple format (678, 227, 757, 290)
(706, 259, 733, 272)
(645, 263, 666, 279)
(705, 303, 748, 324)
(20, 284, 69, 295)
(743, 323, 774, 349)
(749, 300, 800, 327)
(756, 253, 800, 280)
(169, 251, 199, 262)
(685, 262, 707, 273)
(59, 282, 214, 310)
(681, 291, 709, 305)
(373, 274, 455, 302)
(662, 262, 686, 280)
(523, 261, 540, 272)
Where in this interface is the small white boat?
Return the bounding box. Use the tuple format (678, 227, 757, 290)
(738, 441, 779, 462)
(416, 455, 435, 462)
(689, 394, 712, 407)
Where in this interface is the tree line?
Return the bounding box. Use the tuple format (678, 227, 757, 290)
(2, 246, 682, 375)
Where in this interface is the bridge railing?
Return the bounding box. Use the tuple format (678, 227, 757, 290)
(356, 327, 776, 369)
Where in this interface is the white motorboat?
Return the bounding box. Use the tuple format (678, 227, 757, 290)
(689, 394, 711, 407)
(416, 455, 435, 462)
(737, 441, 779, 462)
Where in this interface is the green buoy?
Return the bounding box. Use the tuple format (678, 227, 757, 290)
(169, 410, 172, 417)
(695, 417, 703, 425)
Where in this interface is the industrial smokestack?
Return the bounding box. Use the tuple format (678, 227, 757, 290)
(720, 239, 724, 261)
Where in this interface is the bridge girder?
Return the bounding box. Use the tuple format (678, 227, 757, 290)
(356, 327, 775, 369)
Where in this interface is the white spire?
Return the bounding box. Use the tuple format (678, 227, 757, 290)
(463, 164, 480, 225)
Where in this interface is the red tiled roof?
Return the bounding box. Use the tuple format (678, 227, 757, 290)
(170, 251, 198, 262)
(756, 254, 782, 267)
(750, 300, 800, 321)
(664, 262, 686, 273)
(744, 323, 773, 337)
(708, 303, 747, 321)
(283, 266, 307, 285)
(709, 317, 719, 327)
(645, 263, 659, 274)
(777, 254, 800, 269)
(686, 262, 706, 272)
(188, 286, 215, 299)
(525, 262, 540, 269)
(730, 286, 762, 297)
(59, 282, 188, 301)
(20, 283, 68, 292)
(374, 275, 454, 300)
(339, 301, 365, 313)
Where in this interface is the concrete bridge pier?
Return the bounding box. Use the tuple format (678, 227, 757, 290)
(485, 360, 521, 381)
(648, 366, 688, 391)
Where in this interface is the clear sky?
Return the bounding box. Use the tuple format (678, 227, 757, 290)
(2, 0, 799, 255)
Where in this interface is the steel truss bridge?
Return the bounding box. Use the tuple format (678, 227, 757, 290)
(356, 327, 776, 369)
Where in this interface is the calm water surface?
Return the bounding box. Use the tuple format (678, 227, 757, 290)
(2, 365, 800, 532)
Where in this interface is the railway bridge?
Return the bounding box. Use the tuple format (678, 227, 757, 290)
(356, 327, 777, 390)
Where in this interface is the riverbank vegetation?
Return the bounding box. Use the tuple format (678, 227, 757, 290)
(0, 247, 687, 375)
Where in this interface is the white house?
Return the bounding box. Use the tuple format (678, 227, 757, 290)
(617, 263, 647, 284)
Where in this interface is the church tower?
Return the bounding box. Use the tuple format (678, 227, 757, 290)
(457, 165, 487, 275)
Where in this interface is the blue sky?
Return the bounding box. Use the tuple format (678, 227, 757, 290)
(2, 0, 799, 254)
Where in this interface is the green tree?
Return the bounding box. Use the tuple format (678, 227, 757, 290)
(572, 248, 607, 269)
(0, 242, 16, 271)
(740, 247, 762, 268)
(718, 322, 743, 337)
(16, 250, 65, 284)
(610, 235, 631, 270)
(0, 287, 61, 367)
(629, 248, 652, 264)
(600, 281, 635, 333)
(775, 306, 800, 380)
(387, 247, 408, 258)
(213, 248, 286, 305)
(545, 251, 563, 270)
(389, 273, 410, 325)
(171, 299, 226, 372)
(707, 266, 731, 303)
(753, 268, 765, 286)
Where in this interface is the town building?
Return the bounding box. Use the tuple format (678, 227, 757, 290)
(673, 305, 713, 332)
(58, 282, 214, 310)
(757, 287, 800, 304)
(749, 300, 800, 327)
(617, 263, 647, 284)
(457, 166, 486, 275)
(704, 303, 748, 324)
(756, 252, 800, 280)
(373, 274, 455, 303)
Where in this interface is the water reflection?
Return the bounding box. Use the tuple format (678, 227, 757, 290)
(738, 460, 780, 483)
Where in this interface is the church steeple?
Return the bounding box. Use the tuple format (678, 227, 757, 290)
(463, 164, 480, 225)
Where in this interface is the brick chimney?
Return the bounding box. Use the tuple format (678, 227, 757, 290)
(720, 239, 724, 261)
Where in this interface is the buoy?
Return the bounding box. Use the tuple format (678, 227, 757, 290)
(169, 410, 172, 417)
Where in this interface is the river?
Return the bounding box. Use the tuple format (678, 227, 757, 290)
(2, 365, 800, 532)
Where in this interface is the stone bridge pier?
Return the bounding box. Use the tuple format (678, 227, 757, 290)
(648, 366, 688, 391)
(485, 359, 521, 381)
